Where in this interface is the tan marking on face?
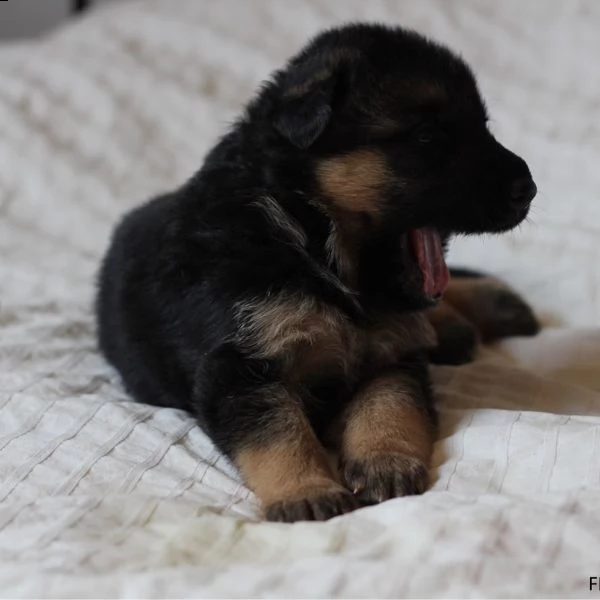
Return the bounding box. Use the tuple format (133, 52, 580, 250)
(317, 149, 391, 216)
(341, 373, 434, 465)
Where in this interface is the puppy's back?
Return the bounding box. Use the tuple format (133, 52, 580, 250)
(96, 193, 203, 410)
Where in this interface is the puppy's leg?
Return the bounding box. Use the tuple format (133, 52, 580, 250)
(444, 268, 540, 342)
(427, 300, 478, 365)
(235, 401, 360, 522)
(195, 345, 358, 523)
(339, 364, 435, 505)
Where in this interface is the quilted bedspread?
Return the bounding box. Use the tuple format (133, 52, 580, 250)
(1, 1, 600, 597)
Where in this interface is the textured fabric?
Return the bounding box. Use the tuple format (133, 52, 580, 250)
(1, 1, 599, 597)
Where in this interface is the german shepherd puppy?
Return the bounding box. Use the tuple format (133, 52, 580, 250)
(96, 23, 539, 522)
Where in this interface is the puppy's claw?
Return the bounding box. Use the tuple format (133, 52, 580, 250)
(264, 486, 360, 523)
(343, 453, 429, 506)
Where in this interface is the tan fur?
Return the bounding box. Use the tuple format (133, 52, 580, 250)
(443, 276, 505, 333)
(235, 405, 338, 506)
(442, 275, 540, 342)
(426, 298, 475, 337)
(317, 149, 391, 215)
(236, 293, 435, 383)
(342, 373, 433, 464)
(235, 294, 358, 380)
(426, 299, 464, 328)
(365, 312, 436, 368)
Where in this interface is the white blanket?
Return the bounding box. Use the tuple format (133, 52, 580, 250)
(1, 1, 599, 597)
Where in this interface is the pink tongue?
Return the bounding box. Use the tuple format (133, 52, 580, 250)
(409, 228, 450, 297)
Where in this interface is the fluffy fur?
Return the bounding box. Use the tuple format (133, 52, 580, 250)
(96, 23, 539, 522)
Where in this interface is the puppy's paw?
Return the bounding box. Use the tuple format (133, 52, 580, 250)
(429, 318, 477, 365)
(342, 453, 429, 506)
(444, 277, 541, 343)
(477, 285, 540, 342)
(264, 486, 359, 523)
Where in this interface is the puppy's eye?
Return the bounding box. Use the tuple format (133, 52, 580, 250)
(415, 123, 437, 144)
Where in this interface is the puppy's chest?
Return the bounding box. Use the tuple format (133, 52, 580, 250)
(237, 295, 435, 383)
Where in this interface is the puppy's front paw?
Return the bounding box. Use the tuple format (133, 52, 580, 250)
(342, 453, 429, 506)
(264, 486, 359, 523)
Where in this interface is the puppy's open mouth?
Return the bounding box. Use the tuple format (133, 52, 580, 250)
(408, 228, 449, 300)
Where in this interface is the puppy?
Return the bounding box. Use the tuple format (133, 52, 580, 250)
(96, 23, 539, 522)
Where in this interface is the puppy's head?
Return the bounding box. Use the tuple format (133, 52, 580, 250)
(269, 24, 537, 305)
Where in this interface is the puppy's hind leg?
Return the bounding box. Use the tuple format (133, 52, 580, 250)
(193, 345, 358, 523)
(427, 300, 478, 365)
(444, 268, 540, 343)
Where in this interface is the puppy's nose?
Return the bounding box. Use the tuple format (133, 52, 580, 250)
(510, 177, 537, 206)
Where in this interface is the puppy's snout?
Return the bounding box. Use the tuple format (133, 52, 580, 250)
(510, 177, 537, 206)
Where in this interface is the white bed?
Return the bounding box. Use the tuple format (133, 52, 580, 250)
(1, 1, 599, 597)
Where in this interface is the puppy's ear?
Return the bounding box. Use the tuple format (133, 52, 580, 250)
(274, 52, 350, 150)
